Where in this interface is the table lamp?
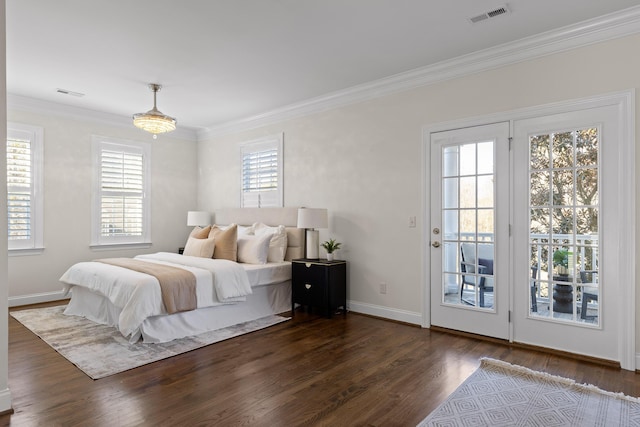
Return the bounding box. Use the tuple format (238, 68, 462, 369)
(297, 208, 328, 259)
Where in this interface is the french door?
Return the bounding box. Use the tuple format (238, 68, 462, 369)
(427, 96, 633, 368)
(512, 105, 621, 362)
(429, 122, 510, 339)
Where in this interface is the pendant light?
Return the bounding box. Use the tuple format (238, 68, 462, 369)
(132, 83, 177, 138)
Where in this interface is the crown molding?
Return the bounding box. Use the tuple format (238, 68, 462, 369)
(7, 94, 199, 142)
(199, 5, 640, 140)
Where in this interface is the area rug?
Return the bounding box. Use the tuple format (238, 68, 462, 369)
(11, 305, 289, 380)
(417, 358, 640, 427)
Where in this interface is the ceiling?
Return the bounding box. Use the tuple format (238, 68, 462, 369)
(7, 1, 640, 133)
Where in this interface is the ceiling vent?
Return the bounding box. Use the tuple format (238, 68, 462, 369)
(469, 5, 510, 24)
(56, 88, 85, 97)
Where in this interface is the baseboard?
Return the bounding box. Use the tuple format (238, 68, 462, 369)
(347, 300, 422, 325)
(0, 388, 12, 413)
(9, 290, 69, 308)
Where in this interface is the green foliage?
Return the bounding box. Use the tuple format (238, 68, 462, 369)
(552, 248, 569, 268)
(321, 238, 341, 253)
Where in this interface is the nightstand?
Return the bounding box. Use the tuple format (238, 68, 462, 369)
(292, 259, 347, 317)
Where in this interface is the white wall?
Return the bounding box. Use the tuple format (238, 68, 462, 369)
(198, 33, 640, 327)
(6, 110, 199, 304)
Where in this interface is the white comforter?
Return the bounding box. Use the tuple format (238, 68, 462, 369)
(59, 252, 252, 339)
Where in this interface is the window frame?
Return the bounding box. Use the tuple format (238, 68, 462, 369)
(91, 135, 151, 249)
(7, 122, 44, 255)
(240, 133, 284, 208)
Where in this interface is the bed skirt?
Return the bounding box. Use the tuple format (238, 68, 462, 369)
(64, 281, 292, 343)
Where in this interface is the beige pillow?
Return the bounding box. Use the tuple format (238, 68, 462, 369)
(189, 225, 211, 239)
(209, 224, 238, 261)
(183, 236, 215, 258)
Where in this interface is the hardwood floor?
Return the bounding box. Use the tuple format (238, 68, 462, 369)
(3, 303, 640, 426)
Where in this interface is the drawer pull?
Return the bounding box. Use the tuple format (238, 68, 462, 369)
(305, 263, 312, 268)
(305, 284, 311, 289)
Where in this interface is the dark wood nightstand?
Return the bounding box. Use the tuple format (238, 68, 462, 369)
(291, 259, 347, 317)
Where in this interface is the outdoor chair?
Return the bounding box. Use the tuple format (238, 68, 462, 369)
(460, 243, 494, 308)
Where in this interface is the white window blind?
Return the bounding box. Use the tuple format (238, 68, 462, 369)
(240, 133, 283, 208)
(92, 137, 151, 247)
(7, 124, 43, 252)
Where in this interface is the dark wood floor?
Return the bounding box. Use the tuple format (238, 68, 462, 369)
(3, 303, 639, 426)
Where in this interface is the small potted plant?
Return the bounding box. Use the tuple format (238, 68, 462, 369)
(553, 248, 570, 278)
(321, 238, 341, 261)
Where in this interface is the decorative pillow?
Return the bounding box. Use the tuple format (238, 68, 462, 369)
(189, 225, 211, 239)
(183, 236, 215, 258)
(209, 224, 238, 261)
(254, 223, 288, 263)
(237, 233, 272, 264)
(237, 224, 256, 236)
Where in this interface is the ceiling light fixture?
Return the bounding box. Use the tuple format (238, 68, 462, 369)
(132, 83, 176, 139)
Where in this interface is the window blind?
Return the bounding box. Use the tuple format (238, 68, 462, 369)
(7, 137, 32, 241)
(240, 134, 283, 208)
(99, 149, 144, 237)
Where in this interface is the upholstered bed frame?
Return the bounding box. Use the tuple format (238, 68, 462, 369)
(214, 207, 304, 261)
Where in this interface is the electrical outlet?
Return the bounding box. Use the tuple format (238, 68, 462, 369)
(409, 216, 416, 228)
(380, 283, 387, 294)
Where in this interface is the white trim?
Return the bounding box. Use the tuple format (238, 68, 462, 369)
(0, 388, 11, 413)
(9, 290, 69, 308)
(348, 300, 422, 326)
(199, 6, 640, 139)
(422, 90, 636, 370)
(7, 94, 198, 142)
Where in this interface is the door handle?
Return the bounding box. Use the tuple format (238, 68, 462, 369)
(432, 241, 441, 248)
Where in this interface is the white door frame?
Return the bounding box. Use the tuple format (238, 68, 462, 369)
(422, 90, 635, 370)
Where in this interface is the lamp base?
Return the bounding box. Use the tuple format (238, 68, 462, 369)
(305, 229, 319, 259)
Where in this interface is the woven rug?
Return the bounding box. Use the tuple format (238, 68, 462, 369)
(417, 358, 640, 427)
(11, 305, 289, 380)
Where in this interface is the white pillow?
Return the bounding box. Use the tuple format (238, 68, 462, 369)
(237, 233, 272, 264)
(254, 223, 288, 262)
(183, 236, 215, 258)
(237, 224, 255, 236)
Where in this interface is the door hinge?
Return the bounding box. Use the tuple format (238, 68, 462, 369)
(508, 137, 513, 150)
(508, 310, 512, 322)
(509, 224, 512, 236)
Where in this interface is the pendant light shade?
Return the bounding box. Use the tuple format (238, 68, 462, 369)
(133, 83, 176, 137)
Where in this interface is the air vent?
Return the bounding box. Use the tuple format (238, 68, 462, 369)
(56, 88, 85, 97)
(469, 5, 510, 24)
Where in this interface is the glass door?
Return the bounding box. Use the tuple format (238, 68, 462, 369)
(512, 105, 620, 361)
(430, 122, 510, 339)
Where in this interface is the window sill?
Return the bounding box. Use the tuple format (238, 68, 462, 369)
(90, 243, 152, 251)
(9, 247, 45, 257)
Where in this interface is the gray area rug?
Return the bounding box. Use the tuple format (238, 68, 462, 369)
(417, 358, 640, 427)
(11, 305, 289, 380)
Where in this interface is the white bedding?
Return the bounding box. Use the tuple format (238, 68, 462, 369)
(59, 252, 280, 341)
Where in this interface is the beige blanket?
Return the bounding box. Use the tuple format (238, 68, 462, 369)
(95, 258, 197, 314)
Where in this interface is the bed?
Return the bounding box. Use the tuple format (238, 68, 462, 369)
(60, 207, 304, 343)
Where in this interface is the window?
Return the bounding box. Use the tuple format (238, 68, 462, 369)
(91, 136, 151, 247)
(240, 133, 283, 208)
(7, 123, 44, 253)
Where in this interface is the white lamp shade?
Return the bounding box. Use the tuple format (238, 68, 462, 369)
(187, 211, 211, 227)
(297, 208, 328, 229)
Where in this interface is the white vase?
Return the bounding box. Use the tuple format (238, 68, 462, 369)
(326, 253, 334, 261)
